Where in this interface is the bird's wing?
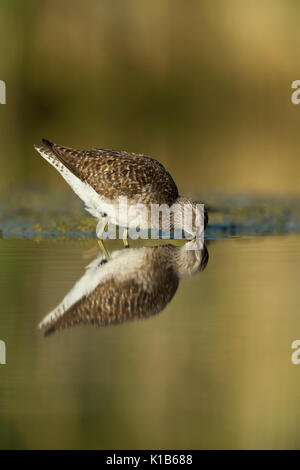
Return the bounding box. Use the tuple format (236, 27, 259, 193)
(43, 267, 179, 336)
(39, 140, 179, 205)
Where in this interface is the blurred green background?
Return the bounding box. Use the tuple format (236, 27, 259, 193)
(1, 0, 300, 196)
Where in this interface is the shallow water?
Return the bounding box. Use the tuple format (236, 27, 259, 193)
(1, 234, 300, 449)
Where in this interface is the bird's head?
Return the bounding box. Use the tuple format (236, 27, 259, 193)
(168, 242, 209, 279)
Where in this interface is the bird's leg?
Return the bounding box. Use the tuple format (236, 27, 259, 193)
(97, 216, 110, 261)
(97, 215, 109, 239)
(122, 227, 129, 248)
(97, 239, 110, 261)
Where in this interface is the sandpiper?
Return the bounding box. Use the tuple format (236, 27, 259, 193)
(34, 139, 208, 247)
(38, 242, 209, 336)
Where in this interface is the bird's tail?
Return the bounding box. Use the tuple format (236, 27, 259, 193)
(34, 138, 69, 176)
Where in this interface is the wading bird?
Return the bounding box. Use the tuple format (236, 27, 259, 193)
(38, 242, 209, 336)
(34, 139, 208, 254)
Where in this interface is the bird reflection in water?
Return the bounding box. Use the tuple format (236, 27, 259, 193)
(38, 240, 209, 336)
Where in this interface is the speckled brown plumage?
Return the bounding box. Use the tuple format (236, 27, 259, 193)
(42, 243, 208, 336)
(39, 140, 179, 205)
(34, 139, 208, 234)
(44, 247, 179, 336)
(45, 268, 178, 336)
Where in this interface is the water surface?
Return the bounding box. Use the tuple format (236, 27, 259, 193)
(1, 234, 300, 449)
